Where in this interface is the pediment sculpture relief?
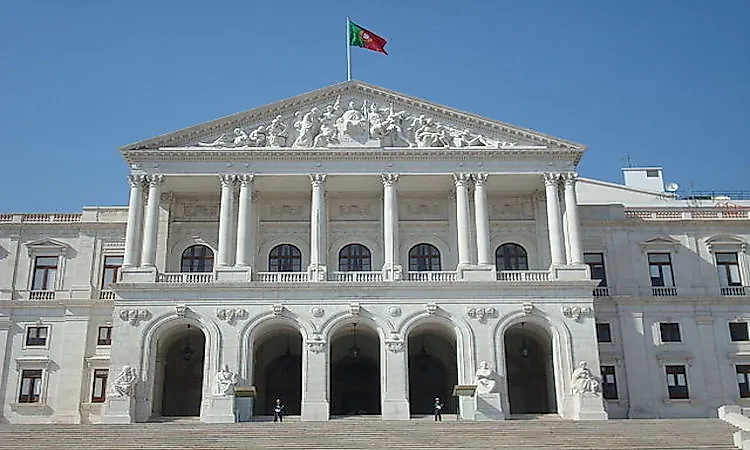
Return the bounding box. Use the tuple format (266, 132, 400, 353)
(196, 97, 511, 149)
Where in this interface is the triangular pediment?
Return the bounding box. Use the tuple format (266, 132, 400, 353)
(121, 81, 584, 160)
(639, 236, 682, 250)
(25, 238, 69, 256)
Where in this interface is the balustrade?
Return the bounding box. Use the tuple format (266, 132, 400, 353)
(496, 270, 551, 282)
(255, 272, 309, 283)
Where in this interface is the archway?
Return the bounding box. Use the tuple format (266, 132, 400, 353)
(156, 324, 206, 417)
(253, 327, 302, 417)
(407, 326, 458, 415)
(504, 322, 556, 415)
(330, 322, 381, 416)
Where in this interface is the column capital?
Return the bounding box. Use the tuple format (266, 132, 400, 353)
(543, 172, 562, 186)
(238, 174, 255, 186)
(220, 174, 237, 187)
(146, 174, 164, 187)
(473, 173, 489, 186)
(127, 174, 145, 189)
(379, 173, 400, 187)
(562, 172, 579, 185)
(309, 173, 327, 187)
(452, 172, 472, 187)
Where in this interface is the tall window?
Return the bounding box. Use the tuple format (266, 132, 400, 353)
(648, 253, 674, 287)
(181, 245, 214, 273)
(665, 365, 689, 399)
(408, 244, 441, 271)
(737, 365, 750, 398)
(32, 256, 58, 290)
(101, 256, 124, 288)
(596, 323, 612, 343)
(268, 244, 302, 272)
(97, 326, 113, 346)
(18, 370, 43, 403)
(338, 244, 371, 272)
(660, 323, 682, 343)
(25, 326, 49, 347)
(91, 369, 108, 403)
(730, 322, 750, 342)
(496, 243, 528, 271)
(584, 253, 607, 286)
(716, 252, 742, 286)
(601, 366, 618, 400)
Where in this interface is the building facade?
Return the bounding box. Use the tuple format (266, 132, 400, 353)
(1, 81, 748, 424)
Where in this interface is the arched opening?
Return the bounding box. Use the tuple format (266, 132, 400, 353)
(252, 327, 303, 417)
(330, 322, 380, 416)
(268, 244, 302, 272)
(181, 244, 214, 272)
(504, 322, 556, 415)
(496, 243, 528, 271)
(155, 324, 206, 417)
(407, 325, 458, 416)
(338, 244, 372, 272)
(408, 243, 441, 271)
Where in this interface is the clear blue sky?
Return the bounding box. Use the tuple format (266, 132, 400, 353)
(1, 0, 748, 212)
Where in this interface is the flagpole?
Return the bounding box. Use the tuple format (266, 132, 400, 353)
(346, 17, 352, 81)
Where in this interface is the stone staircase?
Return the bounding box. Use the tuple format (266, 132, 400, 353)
(0, 418, 738, 449)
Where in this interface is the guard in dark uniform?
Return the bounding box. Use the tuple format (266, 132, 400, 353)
(273, 398, 285, 422)
(433, 396, 443, 422)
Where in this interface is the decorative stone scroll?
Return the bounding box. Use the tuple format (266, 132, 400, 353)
(119, 308, 151, 326)
(466, 307, 498, 322)
(216, 308, 249, 325)
(562, 305, 593, 322)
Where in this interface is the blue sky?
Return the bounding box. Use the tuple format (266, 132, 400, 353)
(1, 0, 748, 212)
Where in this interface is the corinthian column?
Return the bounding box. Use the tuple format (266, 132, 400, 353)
(140, 174, 164, 267)
(235, 174, 255, 267)
(543, 173, 565, 266)
(380, 173, 401, 280)
(217, 174, 236, 267)
(309, 174, 327, 281)
(563, 172, 583, 265)
(473, 173, 492, 266)
(453, 173, 472, 267)
(123, 174, 145, 268)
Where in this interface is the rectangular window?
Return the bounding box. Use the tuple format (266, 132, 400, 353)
(18, 370, 43, 403)
(665, 365, 689, 399)
(596, 323, 612, 343)
(601, 365, 618, 400)
(91, 369, 108, 403)
(730, 322, 749, 342)
(716, 253, 742, 287)
(646, 169, 660, 178)
(584, 253, 607, 287)
(25, 326, 49, 346)
(648, 253, 675, 287)
(31, 256, 58, 291)
(737, 365, 750, 399)
(101, 256, 124, 288)
(660, 322, 682, 343)
(97, 326, 112, 346)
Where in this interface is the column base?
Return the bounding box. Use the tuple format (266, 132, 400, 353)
(301, 400, 329, 421)
(119, 266, 157, 283)
(101, 397, 135, 424)
(382, 399, 410, 420)
(458, 264, 496, 282)
(572, 394, 608, 420)
(475, 393, 505, 420)
(307, 264, 328, 282)
(202, 396, 236, 423)
(215, 266, 252, 282)
(381, 264, 403, 282)
(458, 395, 477, 421)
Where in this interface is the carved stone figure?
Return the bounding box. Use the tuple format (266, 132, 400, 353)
(451, 128, 487, 147)
(215, 365, 238, 396)
(475, 360, 496, 394)
(369, 105, 410, 147)
(248, 125, 267, 147)
(312, 97, 341, 147)
(292, 107, 321, 147)
(113, 365, 138, 397)
(232, 127, 250, 146)
(571, 361, 602, 395)
(266, 115, 288, 147)
(413, 117, 450, 147)
(335, 100, 369, 142)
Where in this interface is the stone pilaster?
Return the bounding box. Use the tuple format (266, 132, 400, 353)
(301, 337, 329, 420)
(382, 338, 409, 419)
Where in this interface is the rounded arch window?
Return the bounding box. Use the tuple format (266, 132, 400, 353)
(496, 243, 528, 271)
(268, 244, 302, 272)
(338, 244, 371, 272)
(408, 243, 441, 271)
(181, 245, 214, 273)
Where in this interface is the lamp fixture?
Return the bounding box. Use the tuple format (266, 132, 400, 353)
(181, 324, 195, 361)
(349, 323, 360, 358)
(518, 322, 530, 358)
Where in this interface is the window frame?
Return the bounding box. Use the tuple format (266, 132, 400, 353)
(648, 252, 675, 287)
(600, 365, 619, 400)
(180, 244, 215, 273)
(24, 325, 50, 348)
(31, 256, 59, 291)
(495, 243, 529, 271)
(716, 252, 743, 287)
(17, 369, 43, 404)
(596, 322, 613, 344)
(268, 244, 303, 272)
(338, 244, 372, 272)
(736, 365, 750, 399)
(408, 243, 442, 272)
(100, 255, 124, 288)
(659, 322, 682, 343)
(96, 326, 113, 346)
(730, 322, 750, 342)
(584, 252, 608, 287)
(90, 369, 109, 403)
(665, 364, 690, 400)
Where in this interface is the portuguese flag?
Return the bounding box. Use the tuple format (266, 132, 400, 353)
(349, 20, 388, 55)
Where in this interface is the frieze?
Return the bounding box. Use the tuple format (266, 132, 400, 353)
(490, 196, 534, 221)
(401, 200, 447, 221)
(119, 308, 151, 326)
(562, 305, 593, 322)
(330, 200, 378, 221)
(216, 308, 249, 325)
(466, 306, 498, 322)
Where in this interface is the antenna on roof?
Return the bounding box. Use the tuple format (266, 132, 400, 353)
(623, 152, 633, 168)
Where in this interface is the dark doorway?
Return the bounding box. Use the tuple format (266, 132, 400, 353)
(407, 330, 458, 415)
(160, 326, 205, 416)
(330, 323, 381, 415)
(254, 330, 302, 416)
(504, 323, 556, 415)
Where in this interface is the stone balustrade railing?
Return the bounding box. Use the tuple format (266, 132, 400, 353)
(256, 272, 309, 283)
(330, 271, 383, 283)
(405, 271, 458, 282)
(496, 270, 551, 282)
(157, 272, 215, 283)
(626, 207, 750, 220)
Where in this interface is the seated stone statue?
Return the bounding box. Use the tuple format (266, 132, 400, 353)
(475, 360, 496, 394)
(571, 361, 602, 395)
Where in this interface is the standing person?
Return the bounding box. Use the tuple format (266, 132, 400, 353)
(273, 398, 285, 423)
(433, 396, 443, 422)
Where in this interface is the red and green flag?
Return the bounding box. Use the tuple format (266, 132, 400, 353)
(349, 20, 388, 55)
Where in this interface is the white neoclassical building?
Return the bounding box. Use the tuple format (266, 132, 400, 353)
(1, 81, 749, 424)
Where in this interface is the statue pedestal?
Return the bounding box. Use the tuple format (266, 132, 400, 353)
(453, 384, 477, 421)
(203, 395, 235, 423)
(572, 394, 608, 420)
(101, 397, 134, 424)
(475, 392, 505, 421)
